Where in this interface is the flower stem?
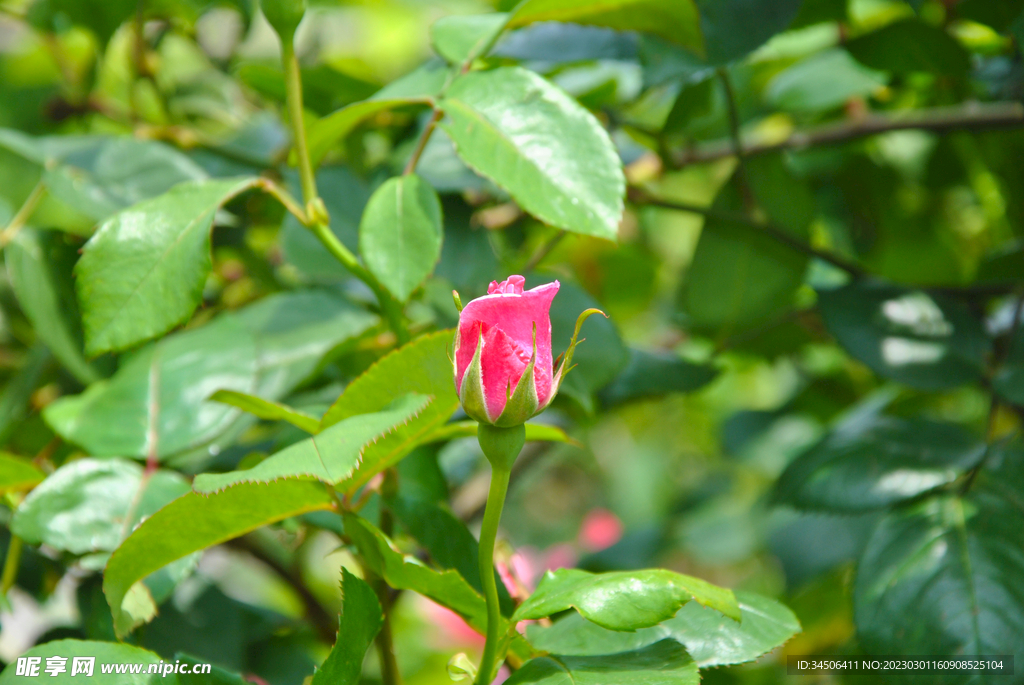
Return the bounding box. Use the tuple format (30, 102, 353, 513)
(281, 37, 317, 206)
(1, 534, 23, 597)
(475, 463, 511, 685)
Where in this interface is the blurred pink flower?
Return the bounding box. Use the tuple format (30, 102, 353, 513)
(414, 596, 483, 648)
(578, 508, 623, 551)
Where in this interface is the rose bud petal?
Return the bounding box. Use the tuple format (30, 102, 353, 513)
(453, 276, 559, 426)
(452, 275, 606, 426)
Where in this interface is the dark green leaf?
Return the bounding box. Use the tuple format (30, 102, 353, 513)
(441, 67, 625, 240)
(956, 0, 1024, 32)
(76, 177, 258, 355)
(548, 280, 628, 403)
(209, 390, 320, 434)
(343, 512, 490, 632)
(359, 174, 444, 302)
(104, 480, 334, 637)
(307, 61, 451, 167)
(311, 569, 383, 685)
(695, 0, 803, 64)
(765, 49, 887, 112)
(507, 0, 702, 53)
(663, 77, 715, 135)
(0, 639, 173, 684)
(0, 345, 50, 446)
(320, 331, 459, 496)
(391, 495, 514, 615)
(681, 155, 814, 336)
(505, 639, 698, 685)
(774, 409, 985, 512)
(512, 567, 740, 629)
(846, 20, 970, 75)
(493, 23, 639, 63)
(0, 451, 46, 495)
(431, 13, 509, 64)
(527, 590, 800, 667)
(192, 393, 430, 492)
(6, 229, 102, 384)
(599, 348, 717, 406)
(854, 456, 1024, 675)
(817, 283, 989, 390)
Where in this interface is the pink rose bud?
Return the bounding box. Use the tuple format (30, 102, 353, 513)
(453, 275, 605, 427)
(453, 276, 559, 426)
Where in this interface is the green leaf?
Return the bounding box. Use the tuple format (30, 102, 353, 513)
(0, 451, 46, 495)
(505, 640, 698, 685)
(662, 77, 715, 135)
(311, 568, 383, 685)
(527, 590, 800, 667)
(441, 67, 625, 240)
(817, 284, 989, 390)
(765, 48, 887, 112)
(681, 155, 814, 336)
(390, 495, 514, 615)
(104, 479, 334, 638)
(11, 458, 190, 555)
(209, 389, 320, 434)
(599, 349, 717, 406)
(321, 331, 459, 496)
(343, 512, 490, 631)
(0, 639, 174, 685)
(359, 174, 444, 302)
(548, 280, 628, 403)
(307, 61, 451, 167)
(956, 0, 1024, 32)
(846, 20, 970, 75)
(41, 137, 208, 222)
(6, 229, 102, 385)
(854, 463, 1024, 672)
(695, 0, 803, 65)
(431, 13, 509, 64)
(0, 345, 50, 445)
(774, 411, 985, 513)
(193, 393, 431, 492)
(44, 315, 258, 460)
(76, 177, 258, 355)
(512, 568, 740, 629)
(44, 291, 377, 460)
(507, 0, 702, 54)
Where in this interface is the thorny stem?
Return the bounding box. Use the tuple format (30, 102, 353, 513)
(475, 465, 511, 685)
(281, 38, 318, 207)
(717, 67, 756, 213)
(279, 38, 409, 344)
(403, 108, 443, 176)
(663, 101, 1024, 168)
(372, 502, 403, 685)
(631, 192, 867, 278)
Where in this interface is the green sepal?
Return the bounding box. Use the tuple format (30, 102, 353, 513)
(458, 324, 493, 424)
(478, 423, 525, 471)
(261, 0, 306, 42)
(495, 323, 540, 427)
(549, 308, 607, 404)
